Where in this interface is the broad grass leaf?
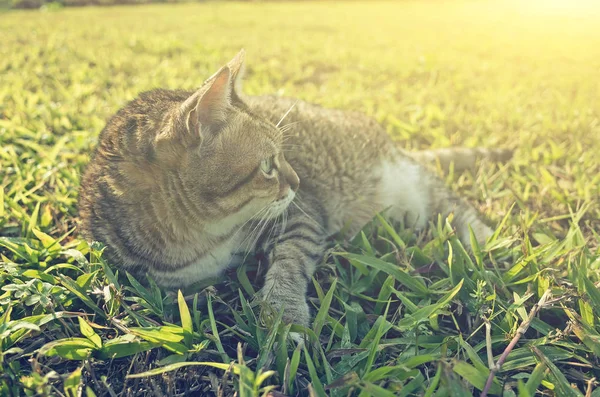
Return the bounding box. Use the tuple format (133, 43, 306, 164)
(397, 371, 426, 397)
(501, 345, 581, 372)
(374, 275, 395, 315)
(257, 308, 283, 369)
(518, 379, 532, 397)
(76, 272, 95, 290)
(32, 228, 59, 251)
(336, 252, 428, 294)
(21, 269, 56, 284)
(236, 263, 256, 296)
(0, 237, 37, 263)
(524, 362, 547, 396)
(238, 290, 257, 331)
(128, 327, 187, 355)
(177, 290, 193, 348)
(578, 299, 594, 327)
(100, 261, 120, 289)
(423, 364, 442, 397)
(42, 338, 97, 360)
(58, 275, 105, 318)
(78, 317, 101, 348)
(276, 324, 291, 381)
(313, 278, 337, 337)
(376, 214, 406, 249)
(255, 369, 277, 389)
(568, 319, 600, 357)
(287, 343, 302, 394)
(458, 336, 488, 374)
(126, 272, 162, 316)
(582, 277, 600, 317)
(85, 386, 97, 397)
(359, 230, 374, 256)
(532, 347, 584, 397)
(157, 354, 191, 366)
(207, 295, 229, 362)
(27, 202, 40, 238)
(397, 279, 464, 331)
(359, 315, 393, 349)
(101, 336, 158, 359)
(362, 303, 390, 378)
(4, 312, 78, 348)
(126, 361, 239, 378)
(401, 354, 441, 369)
(64, 366, 82, 397)
(452, 360, 501, 395)
(303, 345, 327, 397)
(342, 301, 361, 343)
(359, 382, 397, 397)
(362, 365, 419, 382)
(61, 249, 90, 267)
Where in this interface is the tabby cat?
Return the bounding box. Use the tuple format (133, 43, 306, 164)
(78, 50, 510, 327)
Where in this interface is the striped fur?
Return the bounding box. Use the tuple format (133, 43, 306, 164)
(408, 147, 513, 173)
(78, 50, 510, 327)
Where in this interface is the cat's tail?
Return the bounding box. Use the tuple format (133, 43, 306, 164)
(408, 147, 513, 173)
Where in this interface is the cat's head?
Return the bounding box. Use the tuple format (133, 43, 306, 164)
(154, 50, 299, 234)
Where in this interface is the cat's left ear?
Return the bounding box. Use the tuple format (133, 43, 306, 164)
(227, 49, 246, 97)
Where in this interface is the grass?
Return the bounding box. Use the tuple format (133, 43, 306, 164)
(1, 0, 600, 395)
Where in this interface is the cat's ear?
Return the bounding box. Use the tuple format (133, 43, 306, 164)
(227, 49, 246, 96)
(180, 65, 232, 135)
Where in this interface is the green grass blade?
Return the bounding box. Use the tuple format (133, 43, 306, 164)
(177, 290, 193, 348)
(78, 317, 101, 349)
(207, 295, 229, 362)
(303, 345, 327, 397)
(313, 278, 338, 337)
(126, 361, 239, 379)
(336, 252, 428, 294)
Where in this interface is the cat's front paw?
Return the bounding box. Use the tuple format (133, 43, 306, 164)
(258, 289, 311, 328)
(280, 299, 311, 328)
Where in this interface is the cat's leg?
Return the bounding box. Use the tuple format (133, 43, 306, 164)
(260, 204, 327, 327)
(426, 177, 494, 247)
(378, 157, 493, 248)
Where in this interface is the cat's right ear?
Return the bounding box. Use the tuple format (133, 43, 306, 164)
(227, 49, 246, 97)
(179, 66, 232, 139)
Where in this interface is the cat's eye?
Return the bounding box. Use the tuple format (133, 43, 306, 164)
(260, 157, 275, 176)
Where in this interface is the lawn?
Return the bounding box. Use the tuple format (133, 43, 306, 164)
(1, 0, 600, 395)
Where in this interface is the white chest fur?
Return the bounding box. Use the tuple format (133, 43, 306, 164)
(148, 234, 244, 288)
(377, 158, 430, 229)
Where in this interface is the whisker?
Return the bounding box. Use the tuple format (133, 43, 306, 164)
(241, 215, 268, 253)
(278, 121, 300, 134)
(226, 207, 272, 268)
(263, 209, 284, 252)
(230, 206, 267, 243)
(230, 206, 270, 255)
(291, 200, 327, 233)
(252, 211, 275, 250)
(241, 208, 274, 264)
(276, 100, 299, 128)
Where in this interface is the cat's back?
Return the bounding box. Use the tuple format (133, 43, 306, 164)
(246, 95, 400, 234)
(246, 95, 397, 162)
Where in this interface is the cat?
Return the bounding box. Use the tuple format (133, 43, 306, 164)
(78, 50, 511, 327)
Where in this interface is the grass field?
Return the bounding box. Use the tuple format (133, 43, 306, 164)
(1, 0, 600, 395)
